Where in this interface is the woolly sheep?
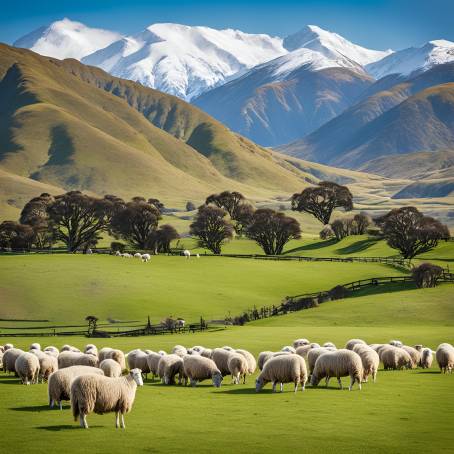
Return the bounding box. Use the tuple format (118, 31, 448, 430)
(436, 344, 454, 373)
(183, 249, 191, 259)
(236, 349, 257, 375)
(420, 348, 434, 369)
(212, 348, 233, 376)
(84, 344, 98, 355)
(281, 346, 296, 354)
(368, 344, 384, 352)
(141, 253, 151, 262)
(296, 343, 320, 360)
(380, 346, 413, 370)
(352, 345, 379, 382)
(157, 354, 184, 385)
(413, 344, 423, 352)
(183, 355, 223, 387)
(71, 368, 143, 429)
(99, 359, 122, 378)
(58, 351, 98, 369)
(310, 349, 363, 390)
(345, 339, 366, 350)
(44, 346, 59, 357)
(191, 345, 206, 354)
(389, 340, 403, 348)
(401, 346, 420, 368)
(323, 342, 336, 349)
(171, 345, 188, 357)
(31, 349, 58, 382)
(228, 353, 249, 384)
(307, 348, 331, 375)
(30, 342, 41, 351)
(158, 350, 167, 356)
(256, 354, 307, 393)
(134, 252, 142, 258)
(127, 350, 151, 377)
(146, 351, 162, 379)
(201, 348, 213, 359)
(293, 338, 310, 348)
(4, 343, 14, 351)
(60, 345, 80, 353)
(115, 250, 121, 256)
(15, 352, 40, 385)
(222, 346, 234, 351)
(2, 348, 24, 374)
(98, 348, 126, 371)
(257, 351, 274, 371)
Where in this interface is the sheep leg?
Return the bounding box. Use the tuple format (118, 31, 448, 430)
(49, 398, 54, 408)
(190, 378, 197, 387)
(272, 381, 276, 392)
(80, 414, 88, 429)
(325, 376, 330, 387)
(294, 381, 298, 393)
(59, 401, 62, 411)
(115, 412, 120, 428)
(280, 382, 283, 393)
(337, 377, 343, 390)
(121, 414, 126, 429)
(243, 374, 246, 385)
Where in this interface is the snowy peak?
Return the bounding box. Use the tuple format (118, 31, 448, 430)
(366, 39, 454, 79)
(13, 18, 122, 60)
(284, 25, 392, 66)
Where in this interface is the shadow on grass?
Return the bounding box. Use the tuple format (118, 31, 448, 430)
(37, 425, 103, 431)
(416, 371, 442, 375)
(334, 238, 380, 255)
(346, 282, 417, 299)
(11, 405, 53, 412)
(283, 238, 337, 255)
(0, 376, 21, 385)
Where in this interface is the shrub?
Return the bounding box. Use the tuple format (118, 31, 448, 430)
(320, 224, 335, 240)
(329, 285, 350, 300)
(110, 241, 126, 253)
(412, 263, 444, 288)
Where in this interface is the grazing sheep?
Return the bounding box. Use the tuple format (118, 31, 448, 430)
(190, 345, 205, 354)
(171, 345, 188, 357)
(420, 348, 434, 369)
(183, 355, 223, 387)
(196, 254, 200, 258)
(257, 351, 274, 371)
(141, 253, 151, 263)
(158, 350, 167, 356)
(281, 346, 296, 354)
(115, 250, 121, 256)
(368, 344, 384, 352)
(99, 359, 122, 378)
(401, 346, 420, 368)
(30, 342, 41, 351)
(212, 348, 233, 376)
(2, 348, 24, 374)
(58, 351, 98, 369)
(183, 249, 191, 259)
(293, 338, 310, 348)
(84, 344, 98, 355)
(222, 346, 234, 351)
(4, 343, 14, 351)
(44, 346, 59, 357)
(15, 352, 40, 385)
(31, 349, 58, 382)
(296, 343, 321, 360)
(436, 344, 454, 374)
(380, 346, 413, 370)
(127, 350, 151, 377)
(352, 345, 379, 382)
(236, 349, 257, 375)
(98, 348, 126, 371)
(60, 345, 80, 353)
(311, 349, 363, 390)
(146, 351, 162, 379)
(157, 354, 184, 385)
(256, 354, 307, 393)
(134, 253, 142, 258)
(389, 340, 403, 348)
(307, 348, 331, 375)
(201, 349, 213, 359)
(71, 368, 143, 429)
(323, 342, 336, 349)
(345, 339, 366, 350)
(413, 344, 423, 352)
(228, 353, 249, 384)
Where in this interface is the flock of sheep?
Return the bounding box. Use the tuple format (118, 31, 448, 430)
(114, 249, 198, 262)
(1, 339, 453, 429)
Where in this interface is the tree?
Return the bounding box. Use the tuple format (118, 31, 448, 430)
(110, 241, 126, 253)
(331, 219, 348, 241)
(412, 263, 444, 288)
(376, 207, 449, 259)
(319, 224, 335, 240)
(291, 182, 353, 225)
(46, 191, 122, 252)
(186, 201, 196, 212)
(206, 191, 245, 219)
(353, 213, 370, 235)
(85, 315, 98, 335)
(110, 198, 161, 249)
(189, 205, 233, 254)
(246, 208, 301, 255)
(148, 198, 165, 214)
(0, 221, 35, 250)
(233, 203, 255, 236)
(154, 224, 179, 253)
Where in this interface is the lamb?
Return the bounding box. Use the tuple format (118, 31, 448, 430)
(183, 249, 191, 259)
(157, 354, 184, 385)
(71, 368, 143, 429)
(98, 348, 126, 371)
(4, 343, 14, 351)
(296, 343, 321, 360)
(420, 348, 433, 369)
(352, 345, 379, 382)
(222, 346, 234, 351)
(133, 252, 142, 258)
(158, 350, 167, 356)
(115, 250, 121, 256)
(293, 338, 310, 348)
(345, 339, 366, 350)
(31, 349, 58, 382)
(436, 344, 454, 373)
(84, 344, 98, 356)
(58, 351, 98, 369)
(368, 344, 384, 352)
(227, 353, 249, 384)
(60, 345, 80, 353)
(127, 350, 151, 377)
(257, 351, 275, 370)
(380, 346, 413, 370)
(236, 349, 257, 375)
(30, 342, 41, 351)
(171, 345, 188, 357)
(401, 346, 420, 368)
(15, 352, 40, 385)
(256, 354, 307, 393)
(389, 340, 403, 348)
(99, 359, 122, 378)
(44, 346, 59, 357)
(2, 348, 24, 374)
(48, 366, 104, 409)
(201, 349, 213, 359)
(323, 342, 336, 349)
(413, 344, 423, 353)
(281, 346, 296, 354)
(141, 253, 151, 263)
(191, 345, 206, 354)
(146, 351, 162, 380)
(182, 355, 223, 387)
(310, 349, 363, 390)
(212, 348, 233, 376)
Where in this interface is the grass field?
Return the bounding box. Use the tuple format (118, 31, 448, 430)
(0, 241, 453, 453)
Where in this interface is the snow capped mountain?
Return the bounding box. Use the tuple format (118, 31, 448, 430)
(82, 23, 286, 100)
(366, 40, 454, 79)
(13, 18, 122, 60)
(284, 25, 392, 66)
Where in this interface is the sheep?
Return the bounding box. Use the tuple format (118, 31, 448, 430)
(134, 252, 142, 259)
(228, 353, 249, 384)
(389, 340, 403, 348)
(115, 250, 121, 256)
(420, 348, 434, 369)
(48, 366, 104, 410)
(236, 349, 257, 375)
(307, 348, 331, 375)
(31, 349, 58, 382)
(436, 344, 454, 373)
(99, 359, 122, 378)
(60, 345, 80, 353)
(345, 339, 366, 350)
(190, 345, 205, 354)
(196, 254, 200, 258)
(323, 342, 336, 349)
(296, 343, 321, 360)
(157, 354, 184, 385)
(212, 348, 233, 376)
(183, 355, 223, 387)
(15, 352, 40, 385)
(281, 346, 296, 354)
(30, 342, 41, 351)
(353, 345, 379, 382)
(401, 346, 420, 368)
(368, 344, 384, 352)
(222, 346, 234, 351)
(257, 351, 274, 370)
(141, 253, 151, 263)
(201, 349, 213, 359)
(44, 346, 59, 357)
(183, 249, 191, 259)
(413, 344, 423, 353)
(127, 350, 151, 378)
(146, 351, 162, 380)
(98, 348, 126, 371)
(293, 338, 310, 348)
(380, 346, 413, 370)
(256, 354, 307, 393)
(58, 351, 98, 369)
(171, 345, 188, 357)
(2, 348, 24, 374)
(311, 349, 363, 390)
(158, 350, 167, 356)
(84, 344, 98, 355)
(71, 368, 143, 429)
(4, 343, 14, 351)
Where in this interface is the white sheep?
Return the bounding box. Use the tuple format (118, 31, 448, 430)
(183, 249, 191, 259)
(345, 339, 366, 350)
(127, 350, 151, 378)
(323, 342, 336, 349)
(293, 338, 310, 348)
(115, 250, 121, 256)
(98, 348, 126, 371)
(222, 346, 234, 351)
(84, 344, 98, 355)
(2, 348, 24, 374)
(4, 343, 14, 351)
(99, 359, 122, 378)
(146, 351, 162, 380)
(436, 343, 454, 373)
(352, 344, 379, 382)
(380, 346, 413, 370)
(228, 353, 249, 384)
(307, 348, 331, 375)
(281, 346, 296, 354)
(296, 343, 321, 360)
(190, 345, 205, 354)
(401, 346, 420, 368)
(134, 252, 142, 259)
(44, 346, 60, 357)
(58, 351, 98, 369)
(71, 368, 143, 429)
(420, 348, 433, 369)
(158, 350, 167, 356)
(236, 349, 257, 375)
(30, 342, 41, 351)
(157, 354, 184, 385)
(201, 349, 213, 359)
(256, 354, 307, 393)
(310, 349, 363, 390)
(257, 351, 274, 370)
(171, 345, 188, 357)
(31, 349, 58, 382)
(15, 352, 40, 385)
(212, 348, 233, 376)
(389, 340, 403, 348)
(183, 355, 223, 387)
(196, 254, 200, 258)
(141, 253, 151, 262)
(60, 344, 80, 353)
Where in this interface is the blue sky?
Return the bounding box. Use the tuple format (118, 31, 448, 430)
(1, 0, 452, 50)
